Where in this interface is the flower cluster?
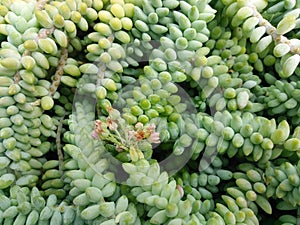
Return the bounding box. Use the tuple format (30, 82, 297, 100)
(92, 107, 160, 161)
(129, 122, 160, 144)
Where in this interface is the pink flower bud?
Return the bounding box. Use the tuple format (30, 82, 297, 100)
(91, 130, 99, 139)
(176, 185, 184, 198)
(135, 122, 144, 130)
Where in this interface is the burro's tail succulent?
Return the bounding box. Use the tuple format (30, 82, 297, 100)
(0, 0, 300, 224)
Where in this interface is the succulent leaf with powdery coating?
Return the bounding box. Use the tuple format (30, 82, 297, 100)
(281, 54, 300, 78)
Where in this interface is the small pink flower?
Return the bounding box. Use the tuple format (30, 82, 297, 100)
(94, 120, 104, 133)
(93, 120, 105, 138)
(146, 123, 156, 134)
(106, 117, 118, 131)
(134, 130, 146, 141)
(147, 132, 160, 143)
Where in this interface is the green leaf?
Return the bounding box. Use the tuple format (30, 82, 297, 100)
(277, 15, 296, 35)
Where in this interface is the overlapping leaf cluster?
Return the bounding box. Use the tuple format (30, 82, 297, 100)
(0, 0, 300, 224)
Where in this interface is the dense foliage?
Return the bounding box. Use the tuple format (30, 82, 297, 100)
(0, 0, 300, 224)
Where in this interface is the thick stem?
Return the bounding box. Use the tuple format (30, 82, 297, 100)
(250, 4, 300, 54)
(49, 47, 69, 97)
(56, 115, 65, 172)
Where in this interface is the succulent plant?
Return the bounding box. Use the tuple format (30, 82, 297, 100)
(0, 0, 300, 224)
